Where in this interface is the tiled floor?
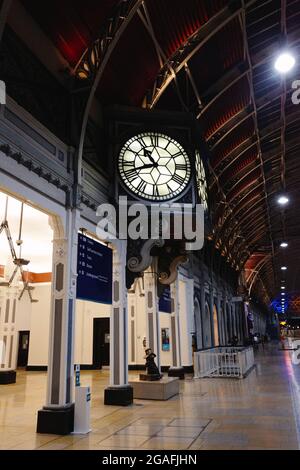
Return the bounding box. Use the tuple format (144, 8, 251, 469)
(1, 343, 300, 450)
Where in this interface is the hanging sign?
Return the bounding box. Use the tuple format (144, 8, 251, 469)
(76, 234, 112, 304)
(159, 286, 172, 313)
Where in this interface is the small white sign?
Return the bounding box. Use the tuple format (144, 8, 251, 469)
(0, 339, 6, 363)
(231, 296, 243, 302)
(0, 81, 6, 105)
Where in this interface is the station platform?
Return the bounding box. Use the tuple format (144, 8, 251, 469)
(0, 343, 299, 450)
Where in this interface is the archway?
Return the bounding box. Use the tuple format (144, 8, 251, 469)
(213, 304, 219, 346)
(194, 297, 203, 350)
(219, 306, 225, 345)
(203, 301, 212, 348)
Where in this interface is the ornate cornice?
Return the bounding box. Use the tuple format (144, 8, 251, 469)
(0, 143, 70, 193)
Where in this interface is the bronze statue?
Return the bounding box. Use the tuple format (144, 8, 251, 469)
(139, 348, 162, 381)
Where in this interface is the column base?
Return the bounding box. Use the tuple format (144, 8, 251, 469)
(36, 404, 74, 435)
(168, 366, 185, 380)
(104, 385, 133, 406)
(0, 370, 16, 384)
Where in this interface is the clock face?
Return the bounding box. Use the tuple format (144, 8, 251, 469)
(118, 132, 191, 201)
(195, 150, 208, 211)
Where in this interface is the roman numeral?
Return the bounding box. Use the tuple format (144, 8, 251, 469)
(153, 185, 160, 197)
(172, 151, 183, 158)
(124, 168, 138, 181)
(123, 160, 135, 167)
(136, 180, 147, 194)
(140, 137, 148, 148)
(175, 164, 187, 171)
(150, 134, 159, 147)
(173, 174, 185, 185)
(166, 183, 174, 195)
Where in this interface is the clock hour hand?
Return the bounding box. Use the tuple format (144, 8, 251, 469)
(144, 149, 156, 164)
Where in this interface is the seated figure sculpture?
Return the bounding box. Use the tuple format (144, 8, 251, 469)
(139, 348, 162, 381)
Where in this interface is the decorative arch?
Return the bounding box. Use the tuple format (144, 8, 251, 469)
(194, 296, 203, 350)
(226, 302, 231, 344)
(203, 301, 212, 348)
(213, 304, 219, 346)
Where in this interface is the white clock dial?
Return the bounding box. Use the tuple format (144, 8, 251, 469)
(195, 150, 208, 211)
(118, 132, 191, 201)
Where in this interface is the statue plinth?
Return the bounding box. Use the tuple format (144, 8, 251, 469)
(139, 373, 161, 381)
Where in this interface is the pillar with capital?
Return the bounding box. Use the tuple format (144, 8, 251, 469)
(143, 264, 161, 371)
(37, 210, 78, 435)
(168, 278, 185, 379)
(200, 282, 212, 348)
(216, 293, 223, 345)
(0, 279, 19, 384)
(104, 239, 133, 406)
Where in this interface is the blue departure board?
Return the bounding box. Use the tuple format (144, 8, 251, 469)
(76, 234, 112, 304)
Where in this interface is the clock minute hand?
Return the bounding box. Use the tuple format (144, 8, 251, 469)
(134, 164, 154, 170)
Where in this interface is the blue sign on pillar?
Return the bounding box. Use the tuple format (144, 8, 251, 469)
(159, 286, 172, 313)
(76, 234, 112, 304)
(75, 364, 80, 387)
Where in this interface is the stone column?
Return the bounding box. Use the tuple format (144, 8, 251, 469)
(143, 264, 160, 371)
(231, 300, 236, 337)
(127, 291, 136, 366)
(200, 283, 206, 347)
(224, 295, 230, 344)
(104, 240, 133, 406)
(236, 302, 242, 342)
(37, 210, 78, 435)
(216, 293, 222, 345)
(177, 273, 194, 369)
(0, 282, 19, 384)
(209, 288, 215, 347)
(168, 278, 185, 379)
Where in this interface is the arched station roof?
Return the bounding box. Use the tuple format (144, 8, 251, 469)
(9, 0, 300, 307)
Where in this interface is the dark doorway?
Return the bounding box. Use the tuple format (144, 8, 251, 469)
(17, 331, 30, 367)
(93, 318, 110, 369)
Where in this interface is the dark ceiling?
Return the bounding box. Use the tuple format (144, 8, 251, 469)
(11, 0, 300, 312)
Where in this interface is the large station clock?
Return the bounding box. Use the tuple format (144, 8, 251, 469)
(118, 132, 191, 202)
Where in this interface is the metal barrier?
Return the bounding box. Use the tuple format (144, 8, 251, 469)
(194, 346, 255, 379)
(285, 337, 300, 350)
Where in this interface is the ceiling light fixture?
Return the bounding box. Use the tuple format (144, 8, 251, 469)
(277, 195, 289, 206)
(275, 52, 296, 73)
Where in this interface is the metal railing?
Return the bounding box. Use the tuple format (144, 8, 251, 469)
(194, 346, 255, 379)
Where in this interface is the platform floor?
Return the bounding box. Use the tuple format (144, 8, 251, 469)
(0, 343, 300, 450)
